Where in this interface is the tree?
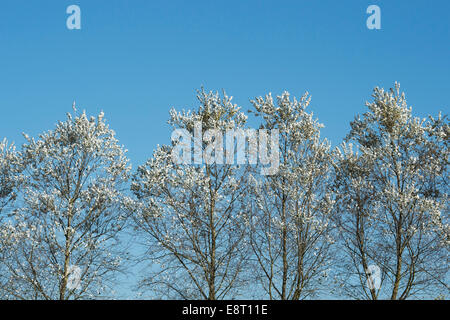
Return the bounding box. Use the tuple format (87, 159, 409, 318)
(333, 83, 449, 299)
(0, 110, 131, 299)
(0, 139, 23, 218)
(0, 139, 25, 297)
(131, 89, 250, 299)
(247, 91, 335, 299)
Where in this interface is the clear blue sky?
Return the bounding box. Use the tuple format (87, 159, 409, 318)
(1, 0, 449, 166)
(0, 0, 449, 297)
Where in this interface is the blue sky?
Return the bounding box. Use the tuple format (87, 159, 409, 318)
(1, 0, 449, 167)
(0, 0, 449, 297)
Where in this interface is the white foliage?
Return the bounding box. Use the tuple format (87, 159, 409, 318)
(334, 83, 449, 299)
(248, 91, 335, 299)
(0, 110, 130, 299)
(132, 88, 250, 299)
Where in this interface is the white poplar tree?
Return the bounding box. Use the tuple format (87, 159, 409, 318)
(131, 89, 250, 299)
(247, 91, 335, 299)
(0, 139, 23, 218)
(0, 110, 131, 299)
(333, 83, 449, 299)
